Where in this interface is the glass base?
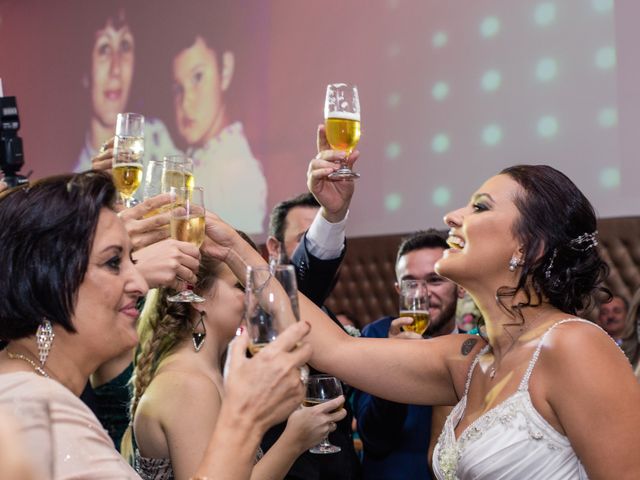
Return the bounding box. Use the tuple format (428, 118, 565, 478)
(328, 167, 360, 180)
(167, 290, 205, 303)
(309, 442, 341, 454)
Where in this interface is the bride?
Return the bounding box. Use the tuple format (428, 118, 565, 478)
(204, 163, 640, 480)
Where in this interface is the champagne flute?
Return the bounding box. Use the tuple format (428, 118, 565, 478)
(112, 112, 145, 207)
(167, 186, 206, 303)
(162, 154, 194, 194)
(244, 264, 300, 355)
(324, 83, 361, 179)
(304, 375, 344, 454)
(142, 159, 165, 201)
(399, 279, 430, 335)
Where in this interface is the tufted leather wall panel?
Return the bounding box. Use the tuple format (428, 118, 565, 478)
(325, 217, 640, 329)
(596, 217, 640, 301)
(325, 233, 408, 328)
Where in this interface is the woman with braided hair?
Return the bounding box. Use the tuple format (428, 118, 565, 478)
(125, 252, 346, 480)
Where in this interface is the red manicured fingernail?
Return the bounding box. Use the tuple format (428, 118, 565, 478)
(236, 326, 245, 336)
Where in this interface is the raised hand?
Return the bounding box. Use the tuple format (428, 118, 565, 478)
(133, 238, 200, 289)
(118, 193, 172, 250)
(307, 125, 360, 223)
(223, 322, 312, 431)
(90, 137, 115, 173)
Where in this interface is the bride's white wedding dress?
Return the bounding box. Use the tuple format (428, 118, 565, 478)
(432, 319, 594, 480)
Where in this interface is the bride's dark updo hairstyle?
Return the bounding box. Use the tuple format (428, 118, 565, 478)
(497, 165, 610, 317)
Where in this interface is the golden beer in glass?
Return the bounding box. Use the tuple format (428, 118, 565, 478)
(399, 279, 430, 336)
(324, 83, 361, 179)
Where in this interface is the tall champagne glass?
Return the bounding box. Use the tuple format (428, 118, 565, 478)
(244, 264, 299, 355)
(324, 83, 361, 179)
(162, 154, 195, 194)
(399, 279, 430, 335)
(304, 375, 344, 454)
(142, 159, 165, 201)
(167, 186, 206, 303)
(112, 112, 144, 207)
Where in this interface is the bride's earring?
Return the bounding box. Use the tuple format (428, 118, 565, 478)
(508, 256, 521, 272)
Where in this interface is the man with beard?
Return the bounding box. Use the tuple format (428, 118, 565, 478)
(353, 230, 461, 480)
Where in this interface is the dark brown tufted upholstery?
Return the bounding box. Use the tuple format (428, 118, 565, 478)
(597, 217, 640, 301)
(325, 217, 640, 329)
(325, 233, 408, 328)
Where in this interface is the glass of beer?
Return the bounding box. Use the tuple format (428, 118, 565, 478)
(167, 186, 206, 303)
(304, 375, 344, 454)
(244, 264, 300, 355)
(324, 83, 361, 179)
(399, 279, 430, 336)
(112, 112, 145, 207)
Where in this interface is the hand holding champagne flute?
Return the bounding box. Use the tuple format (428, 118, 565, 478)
(324, 83, 361, 179)
(112, 112, 145, 207)
(399, 279, 430, 336)
(167, 186, 206, 303)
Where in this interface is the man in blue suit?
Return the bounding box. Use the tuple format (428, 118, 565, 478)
(353, 230, 461, 480)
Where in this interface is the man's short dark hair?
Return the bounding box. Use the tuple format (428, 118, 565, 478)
(268, 193, 320, 242)
(0, 171, 116, 340)
(396, 229, 448, 266)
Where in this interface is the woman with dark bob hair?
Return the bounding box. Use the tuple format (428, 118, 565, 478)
(203, 161, 640, 480)
(0, 171, 311, 479)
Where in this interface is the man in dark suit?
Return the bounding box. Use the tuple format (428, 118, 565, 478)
(260, 126, 361, 480)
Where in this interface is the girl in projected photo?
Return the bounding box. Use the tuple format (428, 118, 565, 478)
(74, 4, 178, 174)
(161, 7, 267, 235)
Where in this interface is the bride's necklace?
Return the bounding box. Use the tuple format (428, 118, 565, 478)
(6, 350, 49, 378)
(487, 308, 555, 380)
(487, 324, 531, 380)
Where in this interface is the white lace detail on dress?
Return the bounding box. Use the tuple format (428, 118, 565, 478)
(433, 318, 598, 480)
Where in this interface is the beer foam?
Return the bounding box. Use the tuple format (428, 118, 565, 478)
(325, 111, 360, 121)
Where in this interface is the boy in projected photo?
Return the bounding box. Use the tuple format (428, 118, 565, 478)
(74, 4, 177, 174)
(164, 8, 267, 235)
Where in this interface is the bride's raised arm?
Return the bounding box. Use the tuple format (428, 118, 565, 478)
(203, 211, 483, 407)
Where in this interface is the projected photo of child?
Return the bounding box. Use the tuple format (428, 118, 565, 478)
(74, 2, 178, 174)
(153, 3, 267, 234)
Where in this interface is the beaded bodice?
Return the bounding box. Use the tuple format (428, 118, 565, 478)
(432, 319, 593, 480)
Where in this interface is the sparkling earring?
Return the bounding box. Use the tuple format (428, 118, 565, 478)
(192, 311, 207, 352)
(508, 256, 520, 272)
(36, 318, 55, 366)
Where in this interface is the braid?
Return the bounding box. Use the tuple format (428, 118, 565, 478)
(120, 288, 192, 461)
(120, 252, 226, 462)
